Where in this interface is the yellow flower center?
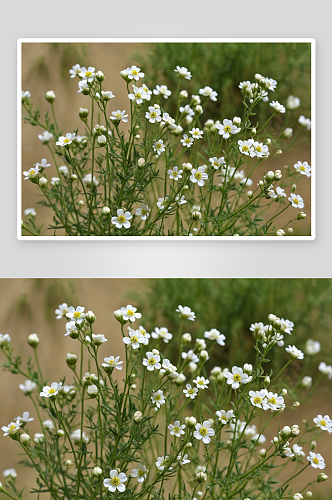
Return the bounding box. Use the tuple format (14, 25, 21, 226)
(242, 145, 249, 152)
(74, 311, 81, 318)
(148, 358, 156, 365)
(195, 172, 202, 180)
(198, 380, 204, 385)
(138, 469, 144, 476)
(269, 397, 276, 405)
(199, 427, 208, 436)
(224, 126, 231, 133)
(188, 388, 195, 394)
(86, 71, 92, 77)
(151, 112, 157, 118)
(185, 138, 191, 143)
(313, 458, 319, 465)
(255, 146, 262, 152)
(155, 394, 161, 401)
(174, 427, 180, 433)
(173, 173, 178, 178)
(320, 420, 326, 427)
(293, 199, 299, 205)
(254, 397, 262, 405)
(131, 336, 138, 343)
(48, 388, 56, 394)
(118, 215, 126, 223)
(132, 70, 138, 76)
(233, 374, 241, 382)
(9, 424, 16, 430)
(156, 143, 162, 149)
(127, 309, 134, 316)
(221, 416, 227, 422)
(300, 166, 306, 171)
(116, 113, 121, 118)
(111, 477, 120, 486)
(135, 93, 142, 99)
(63, 138, 71, 144)
(141, 209, 147, 215)
(108, 359, 116, 366)
(30, 169, 35, 176)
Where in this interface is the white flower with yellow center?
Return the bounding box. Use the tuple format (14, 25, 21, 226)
(294, 161, 311, 178)
(307, 452, 326, 469)
(183, 384, 198, 399)
(262, 391, 285, 411)
(126, 65, 144, 81)
(251, 141, 269, 158)
(216, 119, 240, 139)
(168, 420, 185, 437)
(209, 157, 226, 170)
(194, 421, 215, 444)
(189, 128, 204, 140)
(193, 376, 209, 390)
(238, 139, 254, 156)
(215, 409, 235, 425)
(23, 166, 40, 181)
(123, 328, 144, 350)
(224, 366, 250, 389)
(313, 415, 332, 433)
(110, 110, 128, 123)
(128, 86, 148, 104)
(288, 193, 304, 209)
(152, 327, 172, 343)
(56, 133, 76, 147)
(137, 326, 150, 345)
(199, 86, 218, 101)
(103, 470, 127, 492)
(249, 390, 268, 409)
(79, 66, 96, 82)
(174, 66, 192, 80)
(55, 303, 69, 319)
(180, 134, 194, 148)
(130, 464, 148, 482)
(156, 197, 170, 211)
(190, 167, 208, 187)
(121, 305, 142, 323)
(102, 356, 123, 371)
(285, 345, 304, 359)
(135, 204, 150, 221)
(168, 166, 183, 181)
(145, 106, 162, 123)
(142, 351, 161, 371)
(156, 455, 173, 471)
(176, 305, 196, 321)
(2, 420, 21, 437)
(40, 382, 63, 398)
(161, 359, 178, 378)
(153, 139, 166, 156)
(153, 85, 172, 99)
(111, 209, 132, 229)
(151, 390, 166, 408)
(69, 64, 81, 78)
(66, 306, 85, 325)
(19, 379, 36, 395)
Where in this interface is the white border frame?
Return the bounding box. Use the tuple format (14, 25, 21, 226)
(17, 38, 316, 241)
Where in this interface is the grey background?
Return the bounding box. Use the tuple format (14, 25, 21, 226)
(1, 0, 329, 277)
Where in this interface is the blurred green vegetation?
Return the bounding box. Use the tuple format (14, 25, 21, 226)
(137, 42, 311, 125)
(133, 279, 332, 376)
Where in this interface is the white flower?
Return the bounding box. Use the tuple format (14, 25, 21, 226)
(305, 339, 321, 355)
(126, 65, 144, 81)
(284, 127, 293, 138)
(280, 319, 294, 334)
(123, 329, 144, 350)
(270, 101, 286, 113)
(294, 161, 311, 178)
(23, 166, 40, 181)
(276, 187, 286, 198)
(183, 384, 198, 399)
(216, 119, 240, 139)
(199, 86, 217, 101)
(2, 420, 21, 437)
(177, 453, 190, 466)
(130, 464, 147, 482)
(101, 91, 115, 101)
(135, 204, 150, 220)
(56, 133, 76, 147)
(128, 86, 148, 104)
(19, 380, 36, 395)
(86, 334, 107, 346)
(153, 139, 165, 156)
(179, 105, 194, 117)
(176, 195, 187, 205)
(216, 409, 235, 425)
(249, 389, 269, 409)
(152, 327, 172, 343)
(69, 64, 81, 78)
(181, 134, 194, 148)
(0, 333, 11, 346)
(40, 382, 63, 398)
(151, 390, 166, 408)
(238, 139, 254, 155)
(3, 468, 17, 478)
(38, 131, 53, 143)
(293, 444, 305, 457)
(15, 412, 33, 424)
(313, 415, 332, 433)
(24, 208, 36, 217)
(194, 421, 215, 444)
(153, 85, 171, 99)
(190, 167, 208, 187)
(298, 115, 311, 130)
(160, 359, 178, 378)
(263, 391, 285, 411)
(137, 326, 150, 345)
(168, 420, 186, 437)
(224, 366, 250, 389)
(318, 361, 332, 379)
(110, 110, 128, 123)
(288, 193, 304, 209)
(103, 470, 127, 492)
(174, 66, 192, 80)
(204, 329, 226, 346)
(78, 80, 89, 94)
(176, 305, 196, 321)
(34, 158, 50, 170)
(21, 90, 31, 100)
(70, 428, 90, 445)
(285, 345, 304, 359)
(307, 452, 326, 469)
(42, 420, 54, 431)
(65, 321, 78, 337)
(193, 376, 209, 390)
(145, 105, 162, 123)
(156, 455, 173, 471)
(182, 350, 199, 363)
(168, 166, 183, 180)
(156, 197, 170, 211)
(55, 303, 69, 319)
(282, 445, 294, 458)
(209, 157, 225, 170)
(111, 209, 132, 229)
(35, 433, 45, 444)
(143, 351, 161, 371)
(82, 173, 99, 187)
(287, 95, 300, 109)
(79, 66, 95, 82)
(66, 306, 85, 324)
(102, 356, 123, 370)
(251, 141, 269, 158)
(189, 128, 204, 140)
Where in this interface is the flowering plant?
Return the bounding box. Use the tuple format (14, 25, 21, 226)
(1, 301, 330, 500)
(21, 61, 311, 237)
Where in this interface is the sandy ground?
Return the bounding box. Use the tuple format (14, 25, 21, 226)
(21, 43, 311, 237)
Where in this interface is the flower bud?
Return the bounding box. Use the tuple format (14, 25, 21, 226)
(120, 70, 129, 81)
(152, 349, 159, 355)
(293, 401, 300, 407)
(266, 138, 271, 145)
(273, 436, 279, 444)
(276, 149, 282, 155)
(182, 162, 193, 173)
(185, 416, 197, 428)
(133, 411, 143, 424)
(86, 311, 96, 324)
(39, 177, 48, 188)
(20, 433, 31, 446)
(189, 361, 197, 373)
(57, 429, 64, 438)
(264, 376, 270, 387)
(192, 211, 201, 221)
(281, 426, 291, 439)
(79, 107, 89, 120)
(297, 212, 306, 220)
(28, 333, 39, 348)
(92, 466, 103, 477)
(301, 376, 312, 389)
(102, 206, 111, 215)
(87, 384, 98, 398)
(287, 228, 293, 234)
(0, 482, 3, 492)
(71, 174, 77, 181)
(317, 473, 328, 482)
(181, 333, 192, 346)
(185, 441, 192, 448)
(291, 425, 300, 436)
(216, 372, 224, 383)
(175, 373, 186, 385)
(45, 91, 56, 103)
(66, 352, 78, 367)
(259, 448, 266, 457)
(274, 170, 282, 180)
(233, 116, 241, 125)
(130, 384, 136, 390)
(247, 190, 253, 198)
(211, 366, 222, 376)
(283, 127, 293, 138)
(266, 171, 274, 181)
(179, 90, 188, 101)
(195, 105, 203, 115)
(293, 494, 303, 500)
(251, 127, 256, 136)
(243, 363, 252, 375)
(199, 350, 209, 362)
(306, 492, 312, 497)
(137, 158, 146, 169)
(65, 459, 73, 468)
(282, 388, 287, 395)
(310, 441, 316, 450)
(292, 184, 297, 192)
(114, 309, 127, 325)
(96, 71, 105, 82)
(97, 135, 107, 146)
(196, 472, 207, 483)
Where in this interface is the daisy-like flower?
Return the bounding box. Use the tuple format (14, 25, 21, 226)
(101, 91, 115, 101)
(307, 452, 326, 469)
(15, 412, 33, 424)
(176, 195, 187, 206)
(318, 361, 332, 378)
(69, 64, 81, 78)
(78, 80, 89, 94)
(189, 128, 204, 140)
(174, 66, 192, 80)
(126, 65, 144, 81)
(176, 305, 196, 321)
(168, 166, 183, 180)
(180, 134, 194, 148)
(168, 420, 186, 437)
(79, 66, 95, 82)
(224, 366, 250, 389)
(34, 158, 50, 170)
(262, 391, 285, 411)
(151, 327, 172, 343)
(142, 83, 152, 100)
(216, 119, 240, 139)
(19, 380, 36, 395)
(190, 167, 208, 187)
(264, 77, 277, 91)
(157, 197, 171, 211)
(313, 415, 332, 432)
(85, 334, 107, 346)
(177, 453, 190, 466)
(42, 420, 54, 431)
(298, 115, 311, 131)
(204, 329, 226, 346)
(153, 139, 165, 156)
(179, 105, 195, 117)
(130, 464, 148, 482)
(182, 350, 199, 363)
(285, 345, 304, 359)
(3, 469, 17, 478)
(23, 166, 40, 181)
(305, 339, 321, 355)
(249, 389, 268, 409)
(153, 85, 172, 99)
(123, 329, 144, 350)
(216, 409, 235, 425)
(38, 131, 53, 143)
(287, 95, 301, 109)
(136, 204, 150, 220)
(294, 161, 311, 178)
(193, 376, 209, 390)
(183, 384, 198, 399)
(21, 90, 31, 101)
(151, 390, 166, 408)
(160, 359, 179, 379)
(111, 209, 132, 229)
(102, 356, 123, 371)
(156, 455, 173, 471)
(2, 420, 21, 437)
(128, 86, 148, 105)
(194, 421, 215, 444)
(288, 193, 305, 209)
(199, 86, 217, 101)
(293, 444, 305, 457)
(121, 305, 142, 322)
(55, 303, 69, 319)
(270, 101, 286, 113)
(145, 106, 162, 123)
(279, 319, 294, 334)
(238, 139, 254, 156)
(110, 110, 128, 123)
(65, 321, 78, 337)
(40, 382, 63, 398)
(209, 157, 225, 170)
(56, 133, 76, 147)
(251, 141, 269, 158)
(136, 326, 150, 345)
(143, 351, 161, 371)
(66, 306, 85, 325)
(103, 470, 127, 492)
(276, 187, 287, 198)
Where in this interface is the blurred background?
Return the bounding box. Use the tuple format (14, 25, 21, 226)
(21, 42, 312, 236)
(0, 279, 331, 498)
